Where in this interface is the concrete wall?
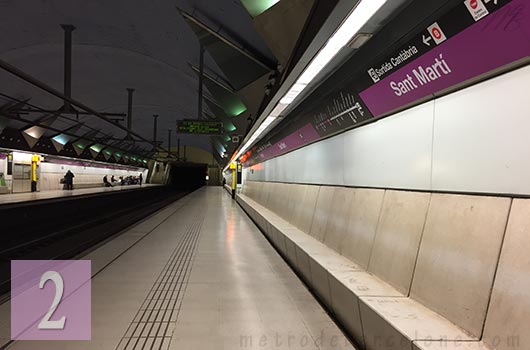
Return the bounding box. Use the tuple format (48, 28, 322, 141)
(0, 151, 147, 193)
(168, 146, 217, 165)
(244, 65, 530, 196)
(207, 167, 222, 186)
(0, 157, 6, 193)
(0, 158, 5, 179)
(239, 183, 528, 350)
(38, 162, 147, 192)
(148, 161, 170, 185)
(237, 63, 530, 350)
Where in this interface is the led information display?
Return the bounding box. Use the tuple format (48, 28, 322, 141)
(177, 120, 224, 135)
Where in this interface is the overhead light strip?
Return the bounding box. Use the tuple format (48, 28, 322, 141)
(226, 0, 387, 170)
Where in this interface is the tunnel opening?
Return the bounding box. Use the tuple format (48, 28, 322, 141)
(168, 163, 208, 191)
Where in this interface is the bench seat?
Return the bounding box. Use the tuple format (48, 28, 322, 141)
(414, 341, 486, 350)
(237, 192, 480, 350)
(360, 296, 476, 349)
(73, 183, 105, 189)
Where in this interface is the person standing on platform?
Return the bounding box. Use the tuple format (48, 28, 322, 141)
(64, 170, 74, 190)
(103, 175, 113, 187)
(139, 173, 143, 186)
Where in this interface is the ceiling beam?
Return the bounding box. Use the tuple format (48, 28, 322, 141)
(1, 113, 141, 160)
(17, 108, 125, 118)
(189, 63, 234, 93)
(0, 58, 176, 159)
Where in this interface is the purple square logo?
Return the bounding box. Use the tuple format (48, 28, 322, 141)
(11, 260, 91, 340)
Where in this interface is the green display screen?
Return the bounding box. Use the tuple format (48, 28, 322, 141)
(177, 120, 224, 135)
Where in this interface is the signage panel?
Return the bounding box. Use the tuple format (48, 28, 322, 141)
(360, 0, 530, 117)
(465, 0, 490, 21)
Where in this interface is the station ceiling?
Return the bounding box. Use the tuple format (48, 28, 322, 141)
(0, 0, 277, 162)
(0, 0, 461, 166)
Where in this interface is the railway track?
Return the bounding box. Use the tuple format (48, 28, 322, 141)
(0, 186, 188, 300)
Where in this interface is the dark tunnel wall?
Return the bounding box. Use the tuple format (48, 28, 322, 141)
(169, 164, 207, 191)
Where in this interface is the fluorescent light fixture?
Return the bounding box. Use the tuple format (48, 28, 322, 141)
(280, 82, 306, 104)
(13, 151, 34, 163)
(282, 0, 385, 106)
(262, 117, 276, 127)
(270, 103, 288, 117)
(226, 0, 386, 169)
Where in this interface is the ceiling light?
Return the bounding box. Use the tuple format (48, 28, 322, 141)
(270, 103, 288, 117)
(281, 0, 386, 106)
(280, 82, 306, 104)
(227, 0, 387, 167)
(23, 126, 46, 139)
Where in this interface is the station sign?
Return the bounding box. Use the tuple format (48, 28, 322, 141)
(360, 0, 529, 117)
(176, 120, 224, 135)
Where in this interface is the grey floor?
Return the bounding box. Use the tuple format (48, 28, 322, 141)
(1, 187, 355, 350)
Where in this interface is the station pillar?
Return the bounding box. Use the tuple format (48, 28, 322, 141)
(230, 162, 237, 199)
(30, 154, 40, 192)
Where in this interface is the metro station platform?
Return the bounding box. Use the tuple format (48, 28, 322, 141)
(0, 184, 159, 206)
(0, 187, 354, 350)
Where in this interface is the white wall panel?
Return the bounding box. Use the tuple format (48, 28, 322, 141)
(299, 135, 344, 185)
(432, 65, 530, 195)
(246, 135, 344, 185)
(243, 65, 530, 196)
(245, 102, 432, 189)
(246, 163, 264, 181)
(343, 102, 434, 190)
(276, 152, 289, 182)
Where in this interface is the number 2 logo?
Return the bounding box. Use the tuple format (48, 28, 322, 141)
(11, 260, 91, 340)
(38, 271, 66, 330)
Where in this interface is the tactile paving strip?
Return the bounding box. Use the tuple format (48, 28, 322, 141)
(115, 215, 204, 350)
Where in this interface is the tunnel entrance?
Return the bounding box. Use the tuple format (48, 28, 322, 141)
(169, 163, 208, 191)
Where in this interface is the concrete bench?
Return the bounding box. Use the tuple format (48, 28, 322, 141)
(238, 181, 518, 350)
(72, 183, 105, 189)
(411, 200, 530, 350)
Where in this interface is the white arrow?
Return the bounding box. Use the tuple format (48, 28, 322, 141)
(423, 34, 432, 46)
